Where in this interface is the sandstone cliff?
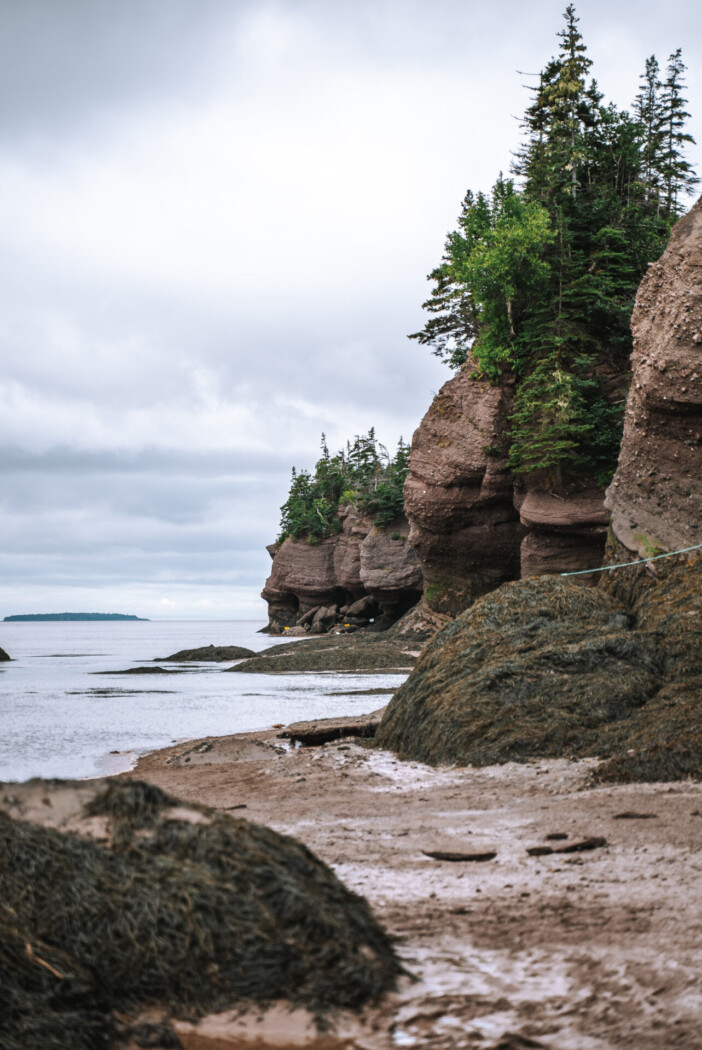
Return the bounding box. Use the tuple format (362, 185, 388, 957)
(378, 198, 702, 782)
(605, 196, 702, 557)
(404, 370, 610, 615)
(261, 508, 422, 632)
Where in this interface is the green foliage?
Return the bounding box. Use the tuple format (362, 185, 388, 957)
(278, 432, 411, 541)
(412, 5, 697, 486)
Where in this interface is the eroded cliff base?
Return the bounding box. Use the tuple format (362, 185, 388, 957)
(262, 512, 423, 634)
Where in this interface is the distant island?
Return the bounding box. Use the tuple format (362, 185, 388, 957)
(3, 613, 149, 622)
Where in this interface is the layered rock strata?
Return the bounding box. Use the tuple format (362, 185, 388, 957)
(402, 376, 522, 615)
(518, 489, 610, 577)
(404, 369, 609, 615)
(605, 196, 702, 556)
(261, 510, 422, 632)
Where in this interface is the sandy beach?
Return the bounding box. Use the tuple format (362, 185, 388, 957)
(115, 723, 702, 1049)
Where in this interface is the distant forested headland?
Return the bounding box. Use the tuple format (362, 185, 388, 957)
(3, 613, 148, 622)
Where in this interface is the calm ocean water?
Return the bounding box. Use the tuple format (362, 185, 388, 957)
(0, 620, 404, 783)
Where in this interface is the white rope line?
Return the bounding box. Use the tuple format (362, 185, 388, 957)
(560, 542, 702, 577)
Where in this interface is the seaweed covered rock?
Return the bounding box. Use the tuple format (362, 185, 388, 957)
(228, 631, 417, 674)
(605, 196, 702, 557)
(376, 556, 702, 782)
(0, 912, 118, 1050)
(157, 644, 255, 662)
(0, 780, 402, 1049)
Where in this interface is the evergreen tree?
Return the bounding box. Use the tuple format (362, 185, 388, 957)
(634, 55, 664, 207)
(412, 6, 697, 488)
(409, 190, 485, 369)
(659, 49, 699, 215)
(278, 432, 411, 541)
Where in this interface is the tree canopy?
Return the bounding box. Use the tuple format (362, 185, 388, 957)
(411, 5, 698, 486)
(278, 431, 410, 542)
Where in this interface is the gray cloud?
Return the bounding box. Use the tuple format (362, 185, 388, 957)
(0, 0, 700, 618)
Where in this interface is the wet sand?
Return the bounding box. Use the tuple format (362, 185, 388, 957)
(125, 726, 702, 1050)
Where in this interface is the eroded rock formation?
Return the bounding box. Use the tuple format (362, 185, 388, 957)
(605, 197, 702, 556)
(378, 199, 702, 781)
(404, 369, 610, 615)
(261, 509, 422, 632)
(518, 488, 610, 577)
(402, 374, 521, 615)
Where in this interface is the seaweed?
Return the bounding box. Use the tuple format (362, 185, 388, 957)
(0, 905, 117, 1050)
(229, 632, 417, 674)
(0, 781, 402, 1049)
(376, 556, 702, 782)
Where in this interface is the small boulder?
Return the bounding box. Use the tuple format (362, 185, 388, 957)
(310, 605, 339, 634)
(345, 595, 380, 619)
(0, 645, 10, 661)
(297, 605, 321, 627)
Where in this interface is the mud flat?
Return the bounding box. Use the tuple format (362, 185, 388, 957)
(124, 723, 702, 1050)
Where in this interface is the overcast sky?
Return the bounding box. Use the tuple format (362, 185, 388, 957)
(0, 0, 700, 620)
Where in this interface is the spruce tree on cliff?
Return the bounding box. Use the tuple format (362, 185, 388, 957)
(411, 5, 697, 488)
(278, 432, 411, 542)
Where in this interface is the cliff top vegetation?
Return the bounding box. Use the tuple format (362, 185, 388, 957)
(412, 4, 697, 487)
(278, 431, 410, 543)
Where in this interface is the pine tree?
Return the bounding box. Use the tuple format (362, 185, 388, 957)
(278, 433, 411, 540)
(411, 7, 697, 488)
(659, 49, 699, 215)
(409, 190, 486, 369)
(634, 55, 664, 207)
(549, 3, 595, 202)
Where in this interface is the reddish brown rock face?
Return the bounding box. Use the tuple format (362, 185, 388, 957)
(518, 489, 610, 579)
(261, 536, 346, 628)
(402, 367, 611, 614)
(403, 371, 522, 615)
(261, 511, 422, 630)
(605, 197, 702, 556)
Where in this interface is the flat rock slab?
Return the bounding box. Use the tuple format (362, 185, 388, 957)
(527, 836, 608, 857)
(278, 708, 387, 746)
(614, 811, 658, 820)
(422, 849, 497, 863)
(157, 645, 256, 662)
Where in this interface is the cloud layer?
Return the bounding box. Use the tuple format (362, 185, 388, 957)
(0, 0, 700, 618)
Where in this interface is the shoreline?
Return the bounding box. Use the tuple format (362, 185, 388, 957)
(120, 719, 702, 1049)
